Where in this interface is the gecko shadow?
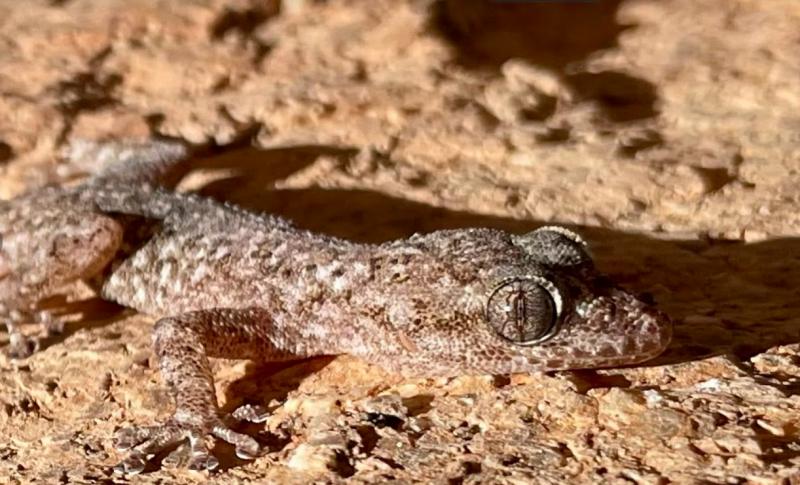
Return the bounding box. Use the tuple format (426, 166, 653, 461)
(428, 0, 659, 123)
(429, 0, 629, 71)
(214, 356, 337, 471)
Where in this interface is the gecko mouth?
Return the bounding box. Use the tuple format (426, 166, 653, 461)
(532, 310, 672, 371)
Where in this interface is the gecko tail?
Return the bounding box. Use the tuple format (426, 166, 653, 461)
(64, 138, 195, 190)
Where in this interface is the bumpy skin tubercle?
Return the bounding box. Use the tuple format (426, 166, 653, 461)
(0, 140, 672, 474)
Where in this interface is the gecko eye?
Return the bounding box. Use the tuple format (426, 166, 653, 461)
(486, 277, 563, 345)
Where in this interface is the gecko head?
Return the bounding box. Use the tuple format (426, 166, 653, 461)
(479, 226, 673, 371)
(384, 226, 672, 376)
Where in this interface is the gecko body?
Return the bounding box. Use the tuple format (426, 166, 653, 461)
(0, 140, 672, 473)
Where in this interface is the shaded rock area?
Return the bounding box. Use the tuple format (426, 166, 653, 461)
(1, 0, 800, 482)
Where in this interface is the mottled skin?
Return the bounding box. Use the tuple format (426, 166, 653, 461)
(0, 140, 673, 474)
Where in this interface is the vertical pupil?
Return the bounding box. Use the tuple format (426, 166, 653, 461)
(488, 278, 558, 345)
(514, 286, 526, 340)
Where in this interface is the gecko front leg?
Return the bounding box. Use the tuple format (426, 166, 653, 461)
(0, 138, 193, 358)
(0, 203, 123, 357)
(113, 308, 298, 474)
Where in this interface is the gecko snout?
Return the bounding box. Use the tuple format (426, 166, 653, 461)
(608, 290, 673, 361)
(553, 287, 673, 368)
(637, 304, 673, 358)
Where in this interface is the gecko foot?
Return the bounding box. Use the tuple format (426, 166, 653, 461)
(113, 405, 268, 474)
(4, 310, 66, 359)
(37, 309, 66, 336)
(7, 332, 38, 359)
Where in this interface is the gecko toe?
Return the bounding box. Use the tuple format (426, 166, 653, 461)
(37, 310, 65, 336)
(160, 439, 218, 471)
(230, 403, 269, 423)
(4, 309, 65, 358)
(114, 425, 160, 451)
(113, 423, 189, 474)
(187, 451, 220, 472)
(184, 437, 219, 471)
(235, 446, 257, 461)
(113, 419, 260, 473)
(212, 425, 261, 460)
(7, 334, 37, 359)
(113, 452, 147, 475)
(161, 442, 190, 468)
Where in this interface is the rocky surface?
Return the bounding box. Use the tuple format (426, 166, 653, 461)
(1, 0, 800, 483)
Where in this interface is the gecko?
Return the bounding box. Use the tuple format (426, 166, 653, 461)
(0, 139, 673, 474)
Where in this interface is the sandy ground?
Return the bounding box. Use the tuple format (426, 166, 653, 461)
(1, 0, 800, 483)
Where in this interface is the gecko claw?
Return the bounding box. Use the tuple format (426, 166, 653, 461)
(112, 415, 263, 473)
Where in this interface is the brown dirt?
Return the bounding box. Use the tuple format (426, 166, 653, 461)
(1, 0, 800, 483)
